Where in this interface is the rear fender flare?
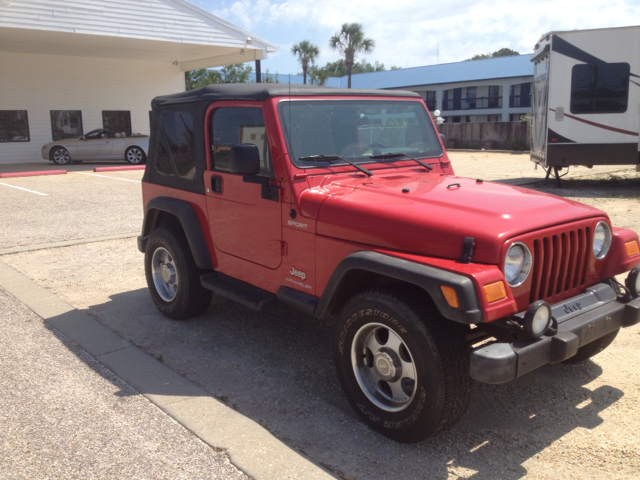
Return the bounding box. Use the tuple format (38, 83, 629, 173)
(138, 196, 213, 270)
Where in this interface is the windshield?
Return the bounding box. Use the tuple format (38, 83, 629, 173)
(278, 100, 443, 168)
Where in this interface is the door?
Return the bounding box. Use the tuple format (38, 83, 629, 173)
(531, 54, 550, 165)
(205, 105, 283, 270)
(76, 129, 112, 158)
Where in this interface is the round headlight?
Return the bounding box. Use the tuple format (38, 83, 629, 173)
(524, 301, 552, 338)
(593, 221, 612, 259)
(504, 242, 532, 287)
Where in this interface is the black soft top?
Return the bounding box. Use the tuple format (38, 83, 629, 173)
(152, 83, 420, 107)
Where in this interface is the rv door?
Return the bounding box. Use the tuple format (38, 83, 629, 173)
(531, 54, 550, 166)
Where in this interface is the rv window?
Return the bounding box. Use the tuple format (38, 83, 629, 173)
(570, 63, 630, 114)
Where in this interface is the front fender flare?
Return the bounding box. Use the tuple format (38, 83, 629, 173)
(315, 251, 483, 324)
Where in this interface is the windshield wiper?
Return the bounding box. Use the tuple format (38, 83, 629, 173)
(370, 152, 434, 171)
(298, 155, 373, 177)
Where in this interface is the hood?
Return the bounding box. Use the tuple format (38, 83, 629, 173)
(308, 172, 605, 264)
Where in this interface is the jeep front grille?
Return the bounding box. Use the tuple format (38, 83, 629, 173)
(529, 226, 591, 303)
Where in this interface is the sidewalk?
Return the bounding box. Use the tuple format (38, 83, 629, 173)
(0, 288, 247, 479)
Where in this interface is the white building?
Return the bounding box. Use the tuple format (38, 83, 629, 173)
(0, 0, 277, 164)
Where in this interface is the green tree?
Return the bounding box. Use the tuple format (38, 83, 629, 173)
(465, 47, 520, 61)
(185, 69, 222, 90)
(262, 69, 281, 83)
(308, 65, 330, 86)
(219, 63, 253, 83)
(329, 23, 375, 88)
(291, 40, 320, 85)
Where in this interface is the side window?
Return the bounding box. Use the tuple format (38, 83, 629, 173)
(102, 111, 131, 137)
(50, 110, 82, 141)
(0, 110, 30, 142)
(211, 107, 273, 177)
(570, 63, 630, 114)
(160, 111, 196, 180)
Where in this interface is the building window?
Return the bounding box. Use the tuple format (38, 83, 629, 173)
(102, 111, 132, 137)
(0, 110, 30, 142)
(50, 110, 83, 141)
(425, 91, 437, 111)
(571, 63, 629, 114)
(488, 86, 501, 109)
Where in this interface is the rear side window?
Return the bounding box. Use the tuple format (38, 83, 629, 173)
(211, 107, 273, 177)
(154, 111, 196, 180)
(570, 63, 630, 114)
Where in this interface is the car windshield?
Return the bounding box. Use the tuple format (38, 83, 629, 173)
(277, 99, 443, 168)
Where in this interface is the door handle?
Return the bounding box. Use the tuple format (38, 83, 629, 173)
(211, 175, 222, 193)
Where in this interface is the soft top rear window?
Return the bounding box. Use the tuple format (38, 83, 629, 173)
(277, 100, 442, 168)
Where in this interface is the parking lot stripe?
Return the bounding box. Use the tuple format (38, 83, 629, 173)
(74, 172, 141, 183)
(0, 182, 47, 196)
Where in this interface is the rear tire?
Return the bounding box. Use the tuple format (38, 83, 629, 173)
(333, 287, 471, 443)
(125, 146, 146, 164)
(144, 227, 212, 320)
(562, 329, 619, 364)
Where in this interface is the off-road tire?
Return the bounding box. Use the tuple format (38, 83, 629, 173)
(562, 328, 619, 364)
(333, 287, 471, 443)
(144, 227, 212, 320)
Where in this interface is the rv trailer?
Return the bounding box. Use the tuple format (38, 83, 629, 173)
(531, 26, 640, 180)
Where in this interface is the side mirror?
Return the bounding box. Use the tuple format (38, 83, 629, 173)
(229, 144, 261, 175)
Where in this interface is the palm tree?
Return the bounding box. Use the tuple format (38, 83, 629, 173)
(291, 40, 320, 85)
(329, 23, 375, 88)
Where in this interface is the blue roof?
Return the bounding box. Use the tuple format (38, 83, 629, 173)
(248, 54, 533, 89)
(344, 54, 534, 89)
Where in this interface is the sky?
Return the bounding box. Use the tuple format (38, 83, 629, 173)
(191, 0, 640, 75)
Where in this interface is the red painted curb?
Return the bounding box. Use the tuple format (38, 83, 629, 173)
(0, 170, 67, 178)
(94, 166, 145, 172)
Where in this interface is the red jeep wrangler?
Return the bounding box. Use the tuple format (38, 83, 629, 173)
(139, 84, 640, 443)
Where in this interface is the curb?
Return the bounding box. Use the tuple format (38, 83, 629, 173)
(94, 166, 145, 172)
(0, 170, 66, 178)
(0, 259, 334, 480)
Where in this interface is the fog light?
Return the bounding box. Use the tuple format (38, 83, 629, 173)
(524, 301, 552, 338)
(626, 265, 640, 298)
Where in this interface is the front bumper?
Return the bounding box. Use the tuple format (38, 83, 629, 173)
(471, 283, 640, 384)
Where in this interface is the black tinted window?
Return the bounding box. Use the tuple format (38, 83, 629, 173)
(211, 107, 272, 177)
(571, 63, 629, 114)
(161, 111, 196, 180)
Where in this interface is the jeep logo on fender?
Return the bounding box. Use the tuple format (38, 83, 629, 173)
(290, 267, 306, 281)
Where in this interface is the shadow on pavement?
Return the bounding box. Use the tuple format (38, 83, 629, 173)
(44, 285, 625, 479)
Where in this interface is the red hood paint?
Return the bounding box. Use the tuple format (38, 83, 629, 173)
(302, 171, 606, 264)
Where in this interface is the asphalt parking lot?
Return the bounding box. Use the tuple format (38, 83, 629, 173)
(1, 156, 639, 479)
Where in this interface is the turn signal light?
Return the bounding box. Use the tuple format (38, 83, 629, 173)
(484, 281, 507, 304)
(626, 240, 640, 257)
(440, 286, 459, 309)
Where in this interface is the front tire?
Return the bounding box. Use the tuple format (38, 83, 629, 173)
(144, 227, 212, 320)
(51, 147, 71, 165)
(125, 146, 146, 164)
(334, 288, 471, 443)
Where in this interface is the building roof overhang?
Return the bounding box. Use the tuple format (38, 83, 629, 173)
(0, 0, 277, 70)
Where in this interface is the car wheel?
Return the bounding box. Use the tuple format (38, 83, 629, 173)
(144, 227, 212, 320)
(125, 146, 147, 164)
(334, 287, 471, 443)
(562, 329, 619, 364)
(51, 147, 71, 165)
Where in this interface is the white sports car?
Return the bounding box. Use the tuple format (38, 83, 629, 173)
(42, 128, 149, 165)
